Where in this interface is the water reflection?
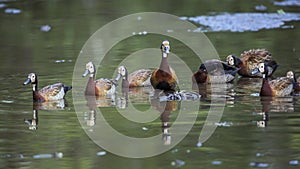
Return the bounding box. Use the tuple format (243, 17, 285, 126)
(193, 82, 235, 104)
(33, 99, 66, 110)
(128, 87, 153, 105)
(236, 77, 262, 95)
(257, 96, 295, 128)
(23, 99, 68, 130)
(24, 109, 38, 130)
(84, 95, 97, 127)
(261, 96, 295, 113)
(150, 98, 178, 145)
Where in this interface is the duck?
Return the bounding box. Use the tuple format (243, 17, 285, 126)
(252, 63, 294, 96)
(82, 61, 118, 96)
(286, 71, 300, 93)
(192, 59, 240, 83)
(23, 73, 72, 102)
(227, 49, 278, 77)
(116, 65, 129, 91)
(150, 40, 178, 92)
(116, 65, 152, 88)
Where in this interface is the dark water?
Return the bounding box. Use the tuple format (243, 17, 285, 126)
(1, 0, 300, 168)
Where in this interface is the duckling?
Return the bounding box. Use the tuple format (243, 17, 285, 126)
(192, 59, 240, 83)
(227, 49, 278, 77)
(23, 73, 72, 102)
(286, 71, 300, 93)
(82, 61, 118, 96)
(150, 40, 178, 92)
(252, 63, 294, 96)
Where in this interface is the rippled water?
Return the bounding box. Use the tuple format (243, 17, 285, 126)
(0, 0, 300, 169)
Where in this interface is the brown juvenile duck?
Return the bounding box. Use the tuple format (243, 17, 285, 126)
(150, 40, 178, 92)
(252, 63, 294, 96)
(227, 49, 278, 77)
(23, 73, 72, 102)
(82, 61, 118, 96)
(192, 59, 240, 83)
(128, 69, 152, 87)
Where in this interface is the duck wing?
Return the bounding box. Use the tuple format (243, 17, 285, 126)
(128, 69, 152, 86)
(95, 78, 115, 91)
(202, 59, 238, 76)
(39, 83, 65, 100)
(269, 77, 293, 96)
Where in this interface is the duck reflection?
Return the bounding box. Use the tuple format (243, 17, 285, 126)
(33, 99, 66, 110)
(84, 95, 97, 127)
(261, 96, 294, 113)
(83, 94, 118, 127)
(236, 77, 262, 95)
(150, 98, 178, 145)
(257, 96, 295, 128)
(24, 108, 38, 130)
(192, 82, 235, 104)
(128, 87, 153, 104)
(24, 99, 69, 130)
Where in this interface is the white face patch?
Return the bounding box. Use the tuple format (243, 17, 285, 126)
(86, 62, 95, 74)
(28, 73, 36, 83)
(258, 63, 265, 73)
(161, 40, 170, 55)
(227, 56, 234, 66)
(286, 71, 294, 79)
(118, 66, 127, 77)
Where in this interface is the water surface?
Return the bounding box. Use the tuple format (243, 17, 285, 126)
(0, 0, 300, 169)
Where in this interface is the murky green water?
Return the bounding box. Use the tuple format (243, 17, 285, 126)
(1, 0, 300, 169)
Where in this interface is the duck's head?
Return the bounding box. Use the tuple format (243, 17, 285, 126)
(252, 62, 268, 77)
(23, 73, 37, 85)
(82, 61, 96, 77)
(286, 71, 297, 82)
(226, 55, 238, 66)
(161, 40, 170, 57)
(116, 65, 128, 80)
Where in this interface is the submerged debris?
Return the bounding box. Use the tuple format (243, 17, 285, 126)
(142, 127, 148, 131)
(254, 5, 267, 11)
(96, 151, 107, 156)
(249, 162, 270, 168)
(289, 160, 299, 165)
(1, 100, 13, 103)
(196, 142, 203, 147)
(215, 121, 233, 127)
(0, 3, 6, 8)
(40, 25, 51, 32)
(181, 12, 300, 32)
(211, 160, 222, 165)
(4, 8, 21, 14)
(33, 152, 63, 159)
(274, 0, 300, 6)
(171, 159, 186, 167)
